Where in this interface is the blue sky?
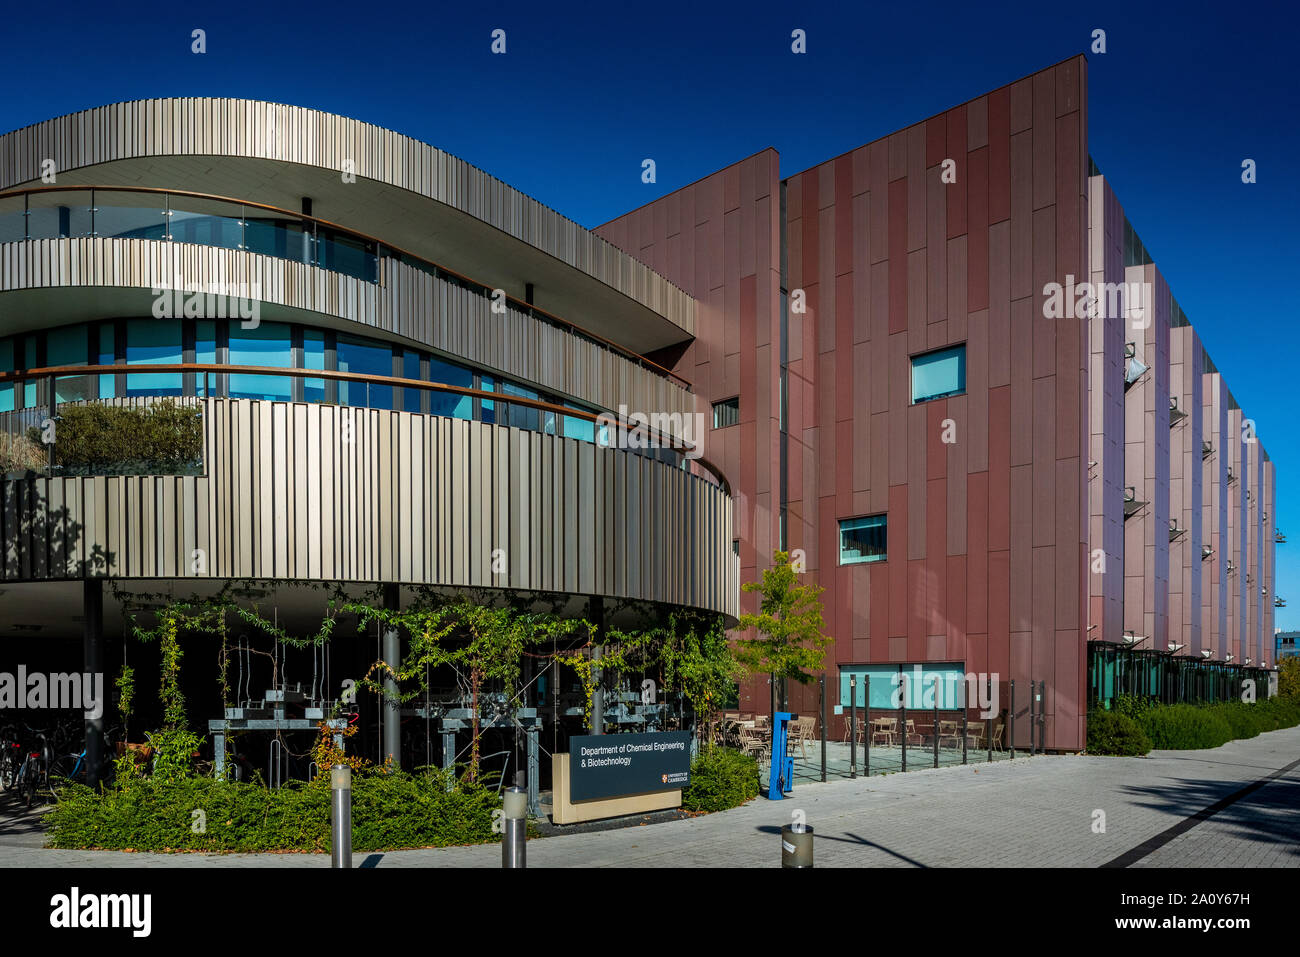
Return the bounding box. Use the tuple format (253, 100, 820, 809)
(4, 0, 1296, 632)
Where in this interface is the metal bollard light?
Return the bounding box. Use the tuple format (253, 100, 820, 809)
(781, 823, 814, 868)
(502, 786, 527, 869)
(331, 765, 352, 869)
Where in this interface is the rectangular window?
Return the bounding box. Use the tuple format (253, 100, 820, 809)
(502, 381, 540, 431)
(24, 336, 39, 408)
(428, 355, 472, 420)
(840, 664, 968, 709)
(48, 324, 90, 403)
(910, 344, 966, 404)
(0, 339, 13, 412)
(97, 323, 116, 400)
(401, 350, 422, 413)
(228, 321, 292, 401)
(195, 320, 216, 397)
(125, 320, 182, 396)
(562, 401, 596, 443)
(303, 329, 325, 403)
(712, 397, 740, 429)
(337, 335, 392, 409)
(839, 514, 887, 565)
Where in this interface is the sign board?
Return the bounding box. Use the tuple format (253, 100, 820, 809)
(569, 731, 691, 802)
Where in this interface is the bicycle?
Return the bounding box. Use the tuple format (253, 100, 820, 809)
(48, 726, 119, 797)
(13, 729, 52, 810)
(0, 725, 21, 790)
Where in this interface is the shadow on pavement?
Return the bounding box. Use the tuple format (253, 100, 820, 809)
(754, 823, 929, 867)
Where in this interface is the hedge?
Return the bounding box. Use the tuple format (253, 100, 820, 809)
(1085, 709, 1151, 756)
(681, 746, 759, 813)
(1088, 698, 1300, 755)
(31, 399, 203, 476)
(45, 768, 501, 852)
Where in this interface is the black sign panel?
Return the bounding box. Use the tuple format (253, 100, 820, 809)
(569, 731, 692, 802)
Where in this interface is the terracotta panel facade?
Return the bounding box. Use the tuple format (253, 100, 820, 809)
(597, 54, 1278, 753)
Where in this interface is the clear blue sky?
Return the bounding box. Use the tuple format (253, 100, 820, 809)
(4, 0, 1296, 632)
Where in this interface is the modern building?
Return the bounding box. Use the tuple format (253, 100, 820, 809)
(0, 98, 739, 782)
(1278, 631, 1299, 662)
(595, 54, 1278, 750)
(0, 53, 1280, 767)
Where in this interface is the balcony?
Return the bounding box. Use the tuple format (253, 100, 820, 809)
(0, 185, 689, 392)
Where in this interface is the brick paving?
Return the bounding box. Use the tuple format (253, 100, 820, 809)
(1, 726, 1296, 868)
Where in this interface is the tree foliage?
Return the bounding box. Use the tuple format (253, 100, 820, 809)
(733, 549, 830, 693)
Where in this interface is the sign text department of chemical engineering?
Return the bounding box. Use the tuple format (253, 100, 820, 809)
(569, 731, 691, 802)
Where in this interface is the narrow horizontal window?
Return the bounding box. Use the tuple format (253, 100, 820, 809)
(839, 514, 886, 565)
(910, 344, 966, 404)
(712, 396, 740, 429)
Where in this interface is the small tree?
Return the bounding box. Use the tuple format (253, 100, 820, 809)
(1279, 658, 1300, 701)
(734, 549, 830, 718)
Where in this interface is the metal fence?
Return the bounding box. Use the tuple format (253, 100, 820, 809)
(734, 674, 1051, 788)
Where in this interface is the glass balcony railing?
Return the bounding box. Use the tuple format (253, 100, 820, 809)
(0, 186, 690, 390)
(0, 397, 203, 479)
(0, 366, 727, 492)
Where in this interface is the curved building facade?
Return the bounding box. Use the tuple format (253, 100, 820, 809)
(0, 100, 739, 778)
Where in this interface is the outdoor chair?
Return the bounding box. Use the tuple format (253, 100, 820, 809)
(871, 717, 897, 747)
(738, 726, 770, 764)
(966, 720, 986, 749)
(790, 716, 816, 758)
(841, 714, 855, 743)
(989, 719, 1005, 752)
(902, 719, 923, 747)
(936, 719, 962, 749)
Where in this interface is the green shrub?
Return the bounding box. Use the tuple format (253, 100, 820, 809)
(0, 431, 47, 474)
(45, 767, 501, 852)
(35, 400, 203, 475)
(144, 728, 207, 783)
(1137, 703, 1233, 750)
(1086, 709, 1151, 756)
(681, 746, 759, 813)
(1242, 696, 1300, 731)
(1279, 658, 1300, 701)
(1207, 702, 1264, 740)
(1112, 693, 1158, 722)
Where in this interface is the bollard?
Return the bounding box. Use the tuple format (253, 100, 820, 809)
(819, 675, 827, 783)
(781, 823, 814, 868)
(1009, 680, 1016, 759)
(900, 674, 908, 773)
(932, 696, 939, 769)
(849, 675, 857, 779)
(502, 786, 527, 869)
(986, 674, 993, 764)
(331, 765, 352, 869)
(864, 677, 871, 776)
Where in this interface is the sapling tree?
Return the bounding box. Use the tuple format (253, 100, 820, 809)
(734, 549, 830, 719)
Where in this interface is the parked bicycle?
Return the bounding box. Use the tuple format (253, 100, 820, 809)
(48, 725, 120, 797)
(12, 728, 52, 810)
(0, 725, 21, 790)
